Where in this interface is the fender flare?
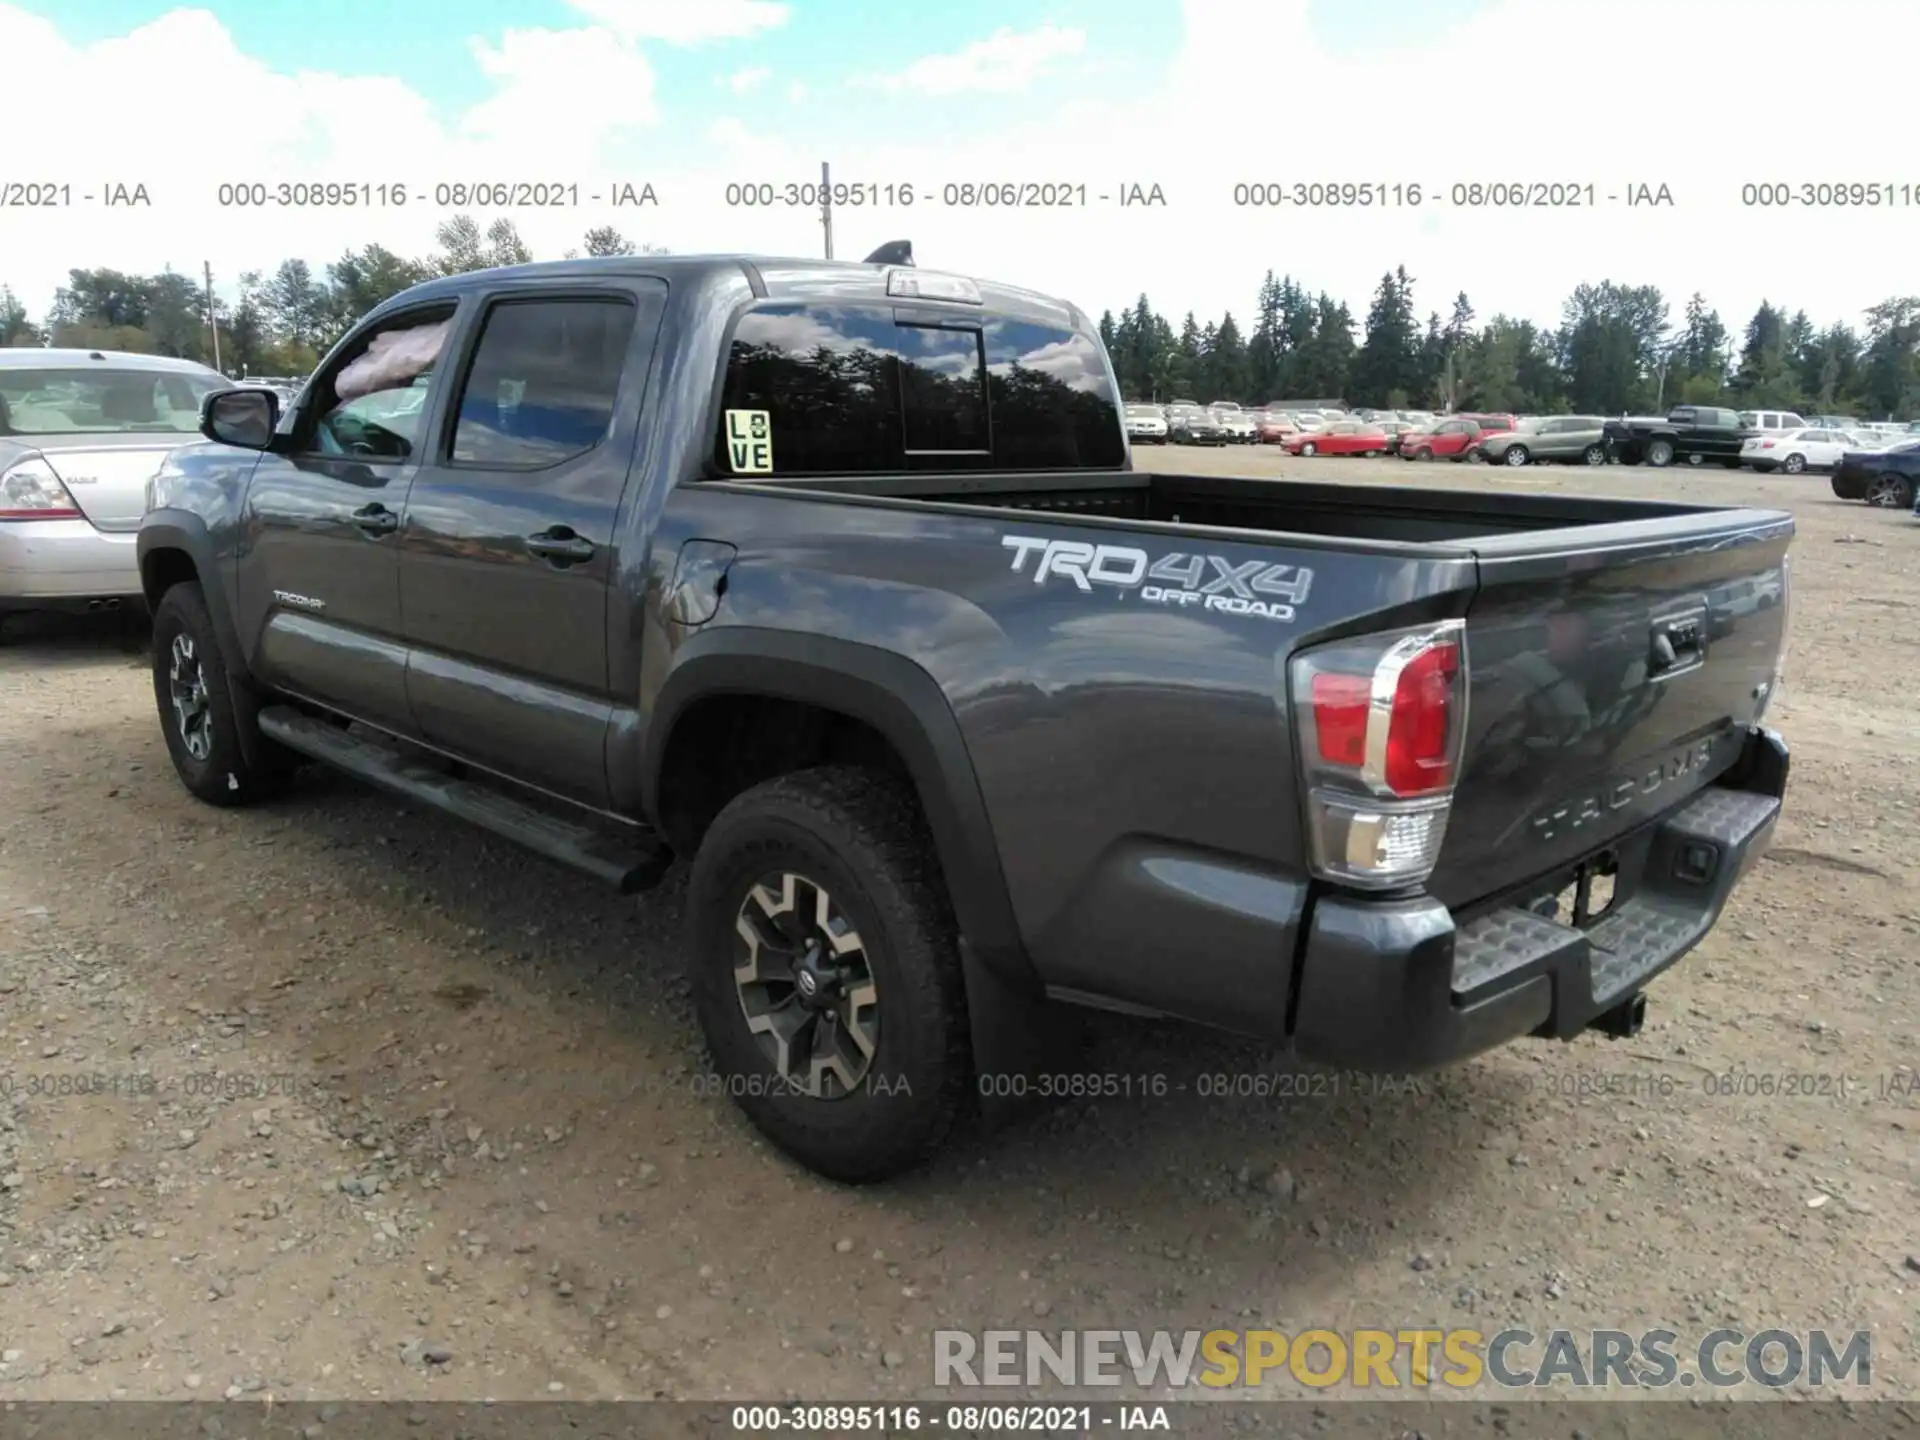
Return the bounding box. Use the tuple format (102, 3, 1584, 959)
(138, 513, 279, 775)
(137, 511, 250, 680)
(643, 626, 1034, 991)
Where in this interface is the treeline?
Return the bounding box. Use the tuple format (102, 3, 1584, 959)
(1100, 267, 1920, 418)
(0, 216, 660, 379)
(5, 231, 1917, 418)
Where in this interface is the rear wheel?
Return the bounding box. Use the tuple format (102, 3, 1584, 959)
(685, 766, 971, 1183)
(1582, 444, 1607, 465)
(1782, 452, 1807, 474)
(149, 583, 297, 806)
(1646, 439, 1676, 467)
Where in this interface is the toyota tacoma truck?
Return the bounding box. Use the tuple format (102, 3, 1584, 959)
(1602, 405, 1754, 468)
(137, 247, 1793, 1183)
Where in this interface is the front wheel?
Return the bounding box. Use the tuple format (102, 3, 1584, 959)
(1414, 447, 1433, 462)
(1582, 444, 1607, 466)
(149, 583, 297, 806)
(1646, 439, 1676, 467)
(1782, 453, 1806, 474)
(1503, 446, 1530, 466)
(685, 766, 971, 1183)
(1299, 442, 1316, 456)
(1866, 475, 1914, 509)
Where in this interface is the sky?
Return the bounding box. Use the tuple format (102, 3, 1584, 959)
(5, 0, 1919, 339)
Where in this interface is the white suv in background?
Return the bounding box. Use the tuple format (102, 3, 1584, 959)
(1740, 409, 1808, 433)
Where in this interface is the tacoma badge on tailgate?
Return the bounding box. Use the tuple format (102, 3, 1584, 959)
(1530, 736, 1719, 842)
(1001, 534, 1313, 622)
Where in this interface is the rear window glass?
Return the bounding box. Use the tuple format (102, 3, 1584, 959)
(715, 304, 1125, 474)
(0, 367, 223, 436)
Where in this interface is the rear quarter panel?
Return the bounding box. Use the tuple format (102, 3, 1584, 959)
(642, 482, 1477, 1035)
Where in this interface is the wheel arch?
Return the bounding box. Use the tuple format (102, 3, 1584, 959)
(137, 512, 249, 681)
(643, 627, 1032, 989)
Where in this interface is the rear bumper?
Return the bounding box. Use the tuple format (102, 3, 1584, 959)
(1289, 725, 1788, 1073)
(0, 519, 142, 606)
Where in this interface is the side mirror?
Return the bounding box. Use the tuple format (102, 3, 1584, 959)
(201, 388, 280, 450)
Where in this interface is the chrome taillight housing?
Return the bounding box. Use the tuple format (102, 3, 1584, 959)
(1288, 619, 1469, 889)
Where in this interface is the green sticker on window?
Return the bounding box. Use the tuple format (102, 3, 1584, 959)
(725, 408, 774, 473)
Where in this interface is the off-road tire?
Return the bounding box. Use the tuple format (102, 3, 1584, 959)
(686, 766, 972, 1183)
(150, 582, 297, 806)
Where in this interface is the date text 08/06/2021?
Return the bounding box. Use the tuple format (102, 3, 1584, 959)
(728, 1404, 1168, 1433)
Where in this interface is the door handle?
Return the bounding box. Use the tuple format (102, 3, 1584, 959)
(352, 503, 399, 535)
(525, 528, 595, 564)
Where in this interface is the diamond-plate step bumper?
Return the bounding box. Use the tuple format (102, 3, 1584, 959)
(1451, 786, 1779, 1036)
(1288, 726, 1787, 1073)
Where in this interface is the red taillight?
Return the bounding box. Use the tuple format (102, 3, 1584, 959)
(1384, 641, 1459, 794)
(1311, 672, 1371, 766)
(1290, 621, 1466, 889)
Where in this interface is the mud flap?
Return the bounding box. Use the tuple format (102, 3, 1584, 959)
(960, 940, 1078, 1130)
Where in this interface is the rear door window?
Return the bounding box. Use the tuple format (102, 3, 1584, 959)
(448, 296, 639, 468)
(716, 304, 1124, 474)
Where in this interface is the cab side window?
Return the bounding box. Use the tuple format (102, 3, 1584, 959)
(301, 306, 458, 461)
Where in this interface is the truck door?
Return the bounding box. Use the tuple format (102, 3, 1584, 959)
(397, 280, 667, 809)
(233, 300, 460, 737)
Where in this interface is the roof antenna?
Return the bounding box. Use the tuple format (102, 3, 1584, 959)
(863, 240, 913, 266)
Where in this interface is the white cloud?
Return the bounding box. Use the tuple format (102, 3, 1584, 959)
(563, 0, 788, 44)
(465, 27, 658, 146)
(727, 65, 771, 93)
(787, 80, 809, 103)
(863, 24, 1085, 95)
(5, 0, 1920, 353)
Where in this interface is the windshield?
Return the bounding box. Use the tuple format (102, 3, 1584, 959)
(0, 367, 223, 436)
(1125, 405, 1160, 416)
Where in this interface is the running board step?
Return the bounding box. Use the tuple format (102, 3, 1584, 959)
(256, 706, 673, 893)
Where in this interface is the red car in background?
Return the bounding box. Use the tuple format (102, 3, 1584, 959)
(1397, 414, 1514, 461)
(1282, 421, 1392, 457)
(1255, 413, 1297, 443)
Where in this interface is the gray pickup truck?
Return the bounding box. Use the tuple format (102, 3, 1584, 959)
(138, 249, 1793, 1182)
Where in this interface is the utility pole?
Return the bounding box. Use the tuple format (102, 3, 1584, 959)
(203, 261, 222, 372)
(820, 160, 833, 259)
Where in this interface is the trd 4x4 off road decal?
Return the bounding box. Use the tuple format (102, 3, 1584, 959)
(1001, 535, 1313, 622)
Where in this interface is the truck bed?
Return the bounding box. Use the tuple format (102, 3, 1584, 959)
(752, 468, 1775, 548)
(723, 465, 1792, 919)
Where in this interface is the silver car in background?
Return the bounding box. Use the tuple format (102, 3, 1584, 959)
(0, 349, 228, 627)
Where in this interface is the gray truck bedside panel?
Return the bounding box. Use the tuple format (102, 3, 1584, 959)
(631, 480, 1482, 1029)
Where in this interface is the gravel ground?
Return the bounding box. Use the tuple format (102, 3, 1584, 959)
(0, 451, 1914, 1405)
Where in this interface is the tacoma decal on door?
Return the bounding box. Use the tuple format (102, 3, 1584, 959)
(1002, 535, 1313, 622)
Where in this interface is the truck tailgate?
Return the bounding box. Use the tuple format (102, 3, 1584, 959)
(1427, 508, 1791, 910)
